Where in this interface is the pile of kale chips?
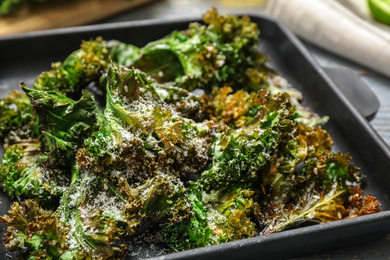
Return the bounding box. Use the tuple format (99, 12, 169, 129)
(0, 8, 381, 260)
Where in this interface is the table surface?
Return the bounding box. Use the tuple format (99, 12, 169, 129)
(100, 0, 390, 259)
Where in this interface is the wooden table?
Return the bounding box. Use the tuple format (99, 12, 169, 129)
(100, 0, 390, 259)
(0, 0, 157, 36)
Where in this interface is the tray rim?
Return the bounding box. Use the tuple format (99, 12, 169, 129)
(1, 12, 390, 259)
(153, 211, 390, 260)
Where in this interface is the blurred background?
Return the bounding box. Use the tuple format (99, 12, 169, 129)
(1, 0, 390, 259)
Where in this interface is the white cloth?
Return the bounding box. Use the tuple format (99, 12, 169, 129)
(265, 0, 390, 78)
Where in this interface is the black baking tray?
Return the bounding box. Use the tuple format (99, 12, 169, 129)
(1, 13, 390, 260)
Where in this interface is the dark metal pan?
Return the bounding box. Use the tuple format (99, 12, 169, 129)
(323, 66, 380, 122)
(0, 13, 389, 260)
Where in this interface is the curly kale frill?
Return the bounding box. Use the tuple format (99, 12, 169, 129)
(41, 65, 208, 257)
(54, 66, 204, 258)
(162, 185, 259, 251)
(0, 145, 66, 203)
(258, 130, 380, 234)
(58, 177, 129, 259)
(0, 83, 102, 203)
(197, 89, 296, 191)
(77, 66, 212, 180)
(0, 90, 34, 143)
(1, 199, 69, 259)
(130, 7, 271, 92)
(22, 84, 100, 157)
(33, 37, 140, 97)
(162, 89, 295, 251)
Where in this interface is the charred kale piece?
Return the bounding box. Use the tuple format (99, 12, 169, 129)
(34, 37, 140, 97)
(0, 90, 33, 142)
(130, 7, 269, 92)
